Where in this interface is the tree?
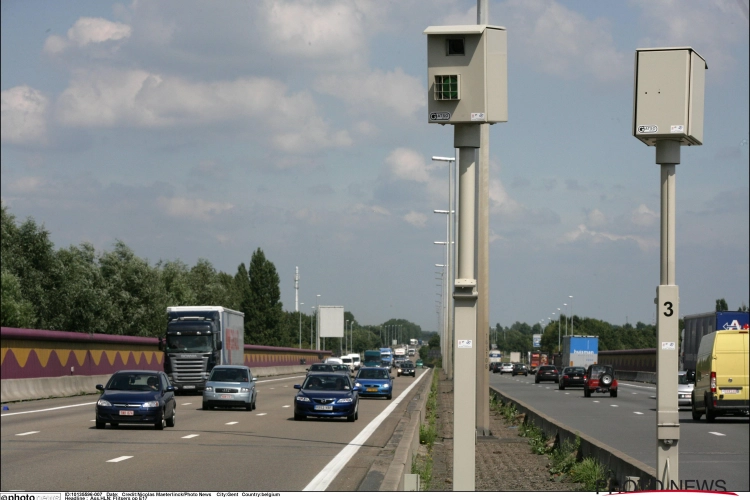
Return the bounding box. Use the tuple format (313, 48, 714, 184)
(159, 259, 197, 305)
(1, 270, 36, 327)
(716, 298, 729, 312)
(246, 248, 283, 346)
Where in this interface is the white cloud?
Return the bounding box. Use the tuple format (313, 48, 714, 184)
(630, 204, 658, 227)
(54, 69, 351, 152)
(1, 86, 49, 145)
(403, 211, 428, 227)
(43, 17, 131, 55)
(586, 208, 608, 228)
(7, 177, 45, 194)
(561, 224, 657, 251)
(501, 0, 629, 82)
(158, 196, 233, 221)
(316, 68, 425, 119)
(387, 148, 435, 183)
(489, 178, 524, 216)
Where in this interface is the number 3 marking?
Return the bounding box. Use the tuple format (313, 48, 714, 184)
(663, 301, 674, 317)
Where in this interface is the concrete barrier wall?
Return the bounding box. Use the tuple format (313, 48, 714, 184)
(1, 327, 329, 402)
(490, 386, 657, 491)
(380, 369, 432, 491)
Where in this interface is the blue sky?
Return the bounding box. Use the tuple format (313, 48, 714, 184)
(2, 0, 748, 332)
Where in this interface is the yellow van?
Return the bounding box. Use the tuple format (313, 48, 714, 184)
(691, 329, 749, 421)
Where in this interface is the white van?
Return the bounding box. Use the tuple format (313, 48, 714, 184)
(340, 356, 355, 372)
(348, 353, 361, 369)
(324, 357, 343, 365)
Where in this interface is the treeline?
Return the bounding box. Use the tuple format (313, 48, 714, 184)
(0, 206, 419, 351)
(491, 318, 659, 354)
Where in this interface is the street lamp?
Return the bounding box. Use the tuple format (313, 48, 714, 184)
(316, 294, 321, 350)
(557, 308, 561, 354)
(433, 155, 456, 380)
(299, 302, 304, 349)
(310, 306, 315, 349)
(569, 295, 574, 336)
(563, 303, 568, 337)
(345, 320, 350, 353)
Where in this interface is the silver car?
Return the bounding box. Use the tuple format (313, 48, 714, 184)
(677, 370, 694, 407)
(203, 365, 257, 411)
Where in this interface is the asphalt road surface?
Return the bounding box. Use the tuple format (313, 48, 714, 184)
(491, 371, 749, 492)
(1, 370, 429, 492)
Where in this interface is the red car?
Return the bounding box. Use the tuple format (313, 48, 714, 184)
(583, 364, 618, 398)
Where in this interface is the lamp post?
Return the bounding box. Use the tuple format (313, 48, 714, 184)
(310, 306, 315, 349)
(569, 296, 574, 336)
(299, 302, 304, 349)
(315, 294, 321, 350)
(563, 303, 568, 337)
(345, 320, 350, 354)
(557, 308, 561, 354)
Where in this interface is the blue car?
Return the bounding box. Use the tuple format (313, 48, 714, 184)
(293, 372, 360, 422)
(354, 367, 393, 400)
(95, 370, 176, 430)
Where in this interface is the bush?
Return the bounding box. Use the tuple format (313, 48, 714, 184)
(570, 457, 609, 491)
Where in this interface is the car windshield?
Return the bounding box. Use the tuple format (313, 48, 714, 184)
(332, 365, 349, 371)
(165, 334, 212, 353)
(358, 369, 389, 379)
(303, 375, 351, 391)
(402, 363, 414, 368)
(107, 373, 160, 391)
(210, 368, 249, 382)
(566, 368, 585, 375)
(310, 364, 333, 371)
(589, 365, 611, 376)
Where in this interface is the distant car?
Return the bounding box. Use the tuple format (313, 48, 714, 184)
(202, 365, 257, 411)
(512, 363, 529, 376)
(499, 362, 514, 374)
(677, 370, 694, 408)
(348, 353, 361, 369)
(355, 367, 393, 399)
(95, 370, 176, 430)
(331, 364, 350, 373)
(558, 366, 585, 389)
(534, 365, 559, 384)
(416, 359, 424, 369)
(583, 364, 618, 397)
(307, 363, 335, 373)
(340, 356, 355, 372)
(293, 372, 360, 421)
(489, 362, 499, 372)
(398, 361, 416, 377)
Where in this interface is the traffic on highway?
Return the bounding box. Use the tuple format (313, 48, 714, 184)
(490, 369, 749, 492)
(1, 369, 430, 492)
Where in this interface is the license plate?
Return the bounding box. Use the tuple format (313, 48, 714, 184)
(572, 377, 581, 380)
(366, 388, 378, 392)
(183, 385, 195, 389)
(314, 405, 333, 411)
(221, 395, 233, 399)
(119, 410, 134, 416)
(723, 389, 740, 394)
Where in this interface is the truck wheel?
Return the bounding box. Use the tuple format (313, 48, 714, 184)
(705, 397, 716, 422)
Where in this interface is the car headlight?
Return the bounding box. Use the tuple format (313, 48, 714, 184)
(397, 369, 402, 373)
(337, 398, 353, 403)
(241, 387, 250, 392)
(383, 384, 390, 388)
(204, 386, 213, 392)
(296, 396, 310, 402)
(142, 401, 160, 408)
(97, 399, 112, 407)
(354, 383, 362, 387)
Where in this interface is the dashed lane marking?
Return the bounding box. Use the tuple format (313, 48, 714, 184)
(181, 403, 192, 406)
(610, 405, 619, 407)
(15, 431, 39, 436)
(709, 432, 726, 436)
(107, 456, 133, 463)
(226, 422, 238, 425)
(256, 413, 268, 416)
(182, 434, 199, 439)
(282, 405, 290, 408)
(634, 412, 644, 415)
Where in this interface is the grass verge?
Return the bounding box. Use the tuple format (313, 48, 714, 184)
(412, 371, 439, 490)
(491, 394, 611, 491)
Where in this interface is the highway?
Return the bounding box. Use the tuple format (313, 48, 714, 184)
(1, 371, 428, 492)
(490, 372, 749, 492)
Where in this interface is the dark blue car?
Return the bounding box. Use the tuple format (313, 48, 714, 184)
(354, 367, 393, 399)
(95, 370, 176, 430)
(293, 372, 360, 421)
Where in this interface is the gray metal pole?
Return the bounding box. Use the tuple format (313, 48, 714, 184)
(453, 124, 479, 491)
(476, 122, 490, 437)
(655, 139, 680, 487)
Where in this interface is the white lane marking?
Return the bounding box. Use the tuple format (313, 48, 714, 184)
(226, 422, 238, 425)
(304, 369, 429, 491)
(107, 456, 133, 463)
(255, 375, 304, 384)
(709, 432, 726, 436)
(619, 383, 655, 390)
(565, 393, 570, 395)
(15, 431, 40, 436)
(256, 413, 268, 416)
(182, 434, 199, 439)
(593, 401, 600, 403)
(631, 393, 638, 395)
(1, 402, 95, 417)
(282, 405, 291, 408)
(90, 420, 96, 422)
(610, 405, 619, 407)
(181, 403, 192, 406)
(634, 412, 644, 415)
(270, 387, 276, 390)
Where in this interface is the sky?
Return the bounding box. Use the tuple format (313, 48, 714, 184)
(1, 0, 748, 333)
